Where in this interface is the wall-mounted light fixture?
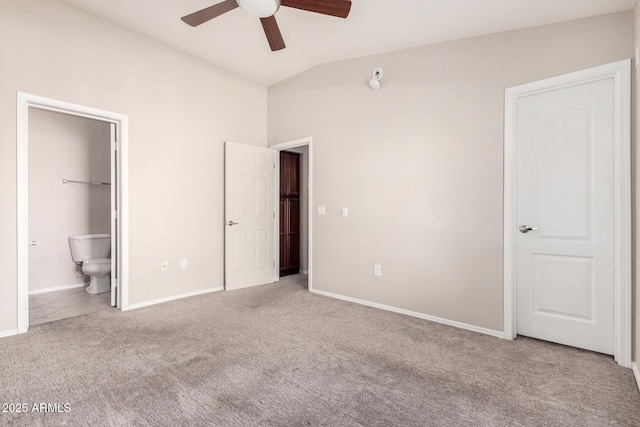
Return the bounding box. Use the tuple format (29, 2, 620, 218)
(369, 67, 384, 90)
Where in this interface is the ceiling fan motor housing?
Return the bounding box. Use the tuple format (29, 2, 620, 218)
(236, 0, 281, 18)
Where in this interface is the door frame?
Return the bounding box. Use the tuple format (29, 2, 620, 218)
(16, 92, 130, 333)
(503, 60, 631, 367)
(271, 137, 313, 291)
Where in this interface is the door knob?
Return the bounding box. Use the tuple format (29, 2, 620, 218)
(227, 221, 239, 226)
(519, 225, 538, 234)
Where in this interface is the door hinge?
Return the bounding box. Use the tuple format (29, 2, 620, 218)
(112, 210, 118, 220)
(112, 279, 118, 289)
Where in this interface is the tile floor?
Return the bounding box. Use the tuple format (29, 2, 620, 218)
(29, 287, 112, 326)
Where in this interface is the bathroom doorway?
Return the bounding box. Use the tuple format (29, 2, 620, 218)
(28, 109, 112, 325)
(17, 93, 129, 333)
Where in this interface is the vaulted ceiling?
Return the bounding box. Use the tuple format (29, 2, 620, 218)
(59, 0, 636, 86)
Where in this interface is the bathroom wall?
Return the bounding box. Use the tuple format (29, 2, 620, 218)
(633, 2, 640, 378)
(28, 108, 111, 293)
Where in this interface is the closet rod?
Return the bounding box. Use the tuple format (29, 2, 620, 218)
(62, 179, 111, 186)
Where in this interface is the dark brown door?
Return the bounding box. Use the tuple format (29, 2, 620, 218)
(280, 151, 300, 276)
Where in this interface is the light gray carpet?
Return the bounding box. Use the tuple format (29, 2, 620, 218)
(1, 274, 639, 426)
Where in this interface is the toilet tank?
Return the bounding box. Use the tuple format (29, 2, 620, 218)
(68, 234, 111, 262)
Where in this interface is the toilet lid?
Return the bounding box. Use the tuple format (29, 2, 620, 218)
(84, 258, 111, 265)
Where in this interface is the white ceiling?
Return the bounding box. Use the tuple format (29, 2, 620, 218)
(59, 0, 636, 86)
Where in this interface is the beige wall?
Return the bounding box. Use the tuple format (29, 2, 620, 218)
(29, 109, 111, 292)
(268, 12, 634, 332)
(0, 0, 267, 333)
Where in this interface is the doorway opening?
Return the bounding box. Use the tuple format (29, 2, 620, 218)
(272, 137, 313, 291)
(279, 150, 301, 277)
(17, 93, 129, 334)
(28, 109, 113, 325)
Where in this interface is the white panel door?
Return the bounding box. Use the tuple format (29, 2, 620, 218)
(225, 142, 275, 290)
(515, 77, 615, 354)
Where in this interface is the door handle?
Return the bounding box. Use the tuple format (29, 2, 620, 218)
(519, 225, 538, 234)
(28, 240, 38, 246)
(227, 221, 239, 226)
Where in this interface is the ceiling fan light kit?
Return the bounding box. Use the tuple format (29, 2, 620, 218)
(237, 0, 281, 18)
(181, 0, 352, 51)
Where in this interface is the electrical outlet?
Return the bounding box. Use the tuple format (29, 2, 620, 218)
(161, 261, 168, 271)
(374, 264, 381, 276)
(318, 205, 326, 215)
(341, 207, 348, 217)
(180, 258, 188, 269)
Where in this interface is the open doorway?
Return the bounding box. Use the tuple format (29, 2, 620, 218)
(27, 109, 113, 325)
(17, 93, 129, 334)
(279, 150, 301, 277)
(272, 137, 312, 291)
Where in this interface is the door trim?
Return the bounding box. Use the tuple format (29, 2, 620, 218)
(271, 137, 313, 291)
(503, 60, 631, 367)
(17, 92, 130, 334)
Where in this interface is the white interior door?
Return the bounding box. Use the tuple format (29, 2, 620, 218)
(515, 75, 615, 354)
(225, 142, 275, 290)
(110, 123, 119, 308)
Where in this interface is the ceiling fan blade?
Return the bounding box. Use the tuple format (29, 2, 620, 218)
(181, 0, 239, 27)
(281, 0, 351, 18)
(260, 16, 286, 51)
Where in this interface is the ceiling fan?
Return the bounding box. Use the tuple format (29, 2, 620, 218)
(181, 0, 352, 51)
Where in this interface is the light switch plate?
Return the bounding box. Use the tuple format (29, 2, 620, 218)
(318, 205, 326, 215)
(341, 207, 348, 217)
(374, 264, 381, 276)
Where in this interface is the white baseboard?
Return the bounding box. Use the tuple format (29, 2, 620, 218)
(29, 282, 86, 295)
(310, 289, 505, 339)
(632, 362, 640, 393)
(125, 286, 224, 311)
(0, 329, 18, 338)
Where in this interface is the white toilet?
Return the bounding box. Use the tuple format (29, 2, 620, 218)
(68, 234, 111, 294)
